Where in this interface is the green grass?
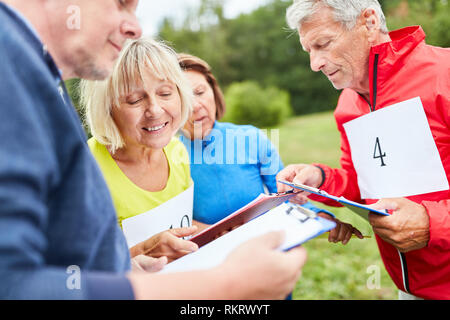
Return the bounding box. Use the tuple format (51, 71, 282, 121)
(274, 111, 397, 300)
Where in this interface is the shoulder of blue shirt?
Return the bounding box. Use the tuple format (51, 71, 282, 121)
(0, 3, 134, 300)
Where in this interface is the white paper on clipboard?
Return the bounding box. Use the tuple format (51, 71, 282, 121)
(122, 184, 194, 248)
(159, 202, 335, 274)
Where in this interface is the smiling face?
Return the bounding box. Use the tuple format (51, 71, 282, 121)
(299, 6, 372, 93)
(183, 70, 217, 139)
(54, 0, 142, 80)
(112, 69, 182, 151)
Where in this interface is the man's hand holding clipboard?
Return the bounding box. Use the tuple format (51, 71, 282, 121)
(276, 167, 431, 253)
(276, 164, 325, 205)
(277, 180, 390, 218)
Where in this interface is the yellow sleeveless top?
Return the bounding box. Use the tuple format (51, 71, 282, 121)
(88, 137, 192, 228)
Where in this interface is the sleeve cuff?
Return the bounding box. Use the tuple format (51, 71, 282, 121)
(314, 165, 326, 188)
(85, 273, 135, 300)
(422, 200, 450, 249)
(307, 164, 343, 207)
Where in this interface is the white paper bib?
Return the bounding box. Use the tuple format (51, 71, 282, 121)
(343, 97, 448, 199)
(122, 183, 194, 248)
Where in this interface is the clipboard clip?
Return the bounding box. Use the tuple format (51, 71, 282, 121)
(269, 189, 295, 196)
(285, 203, 317, 223)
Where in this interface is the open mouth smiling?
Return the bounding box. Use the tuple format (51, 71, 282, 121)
(142, 122, 169, 133)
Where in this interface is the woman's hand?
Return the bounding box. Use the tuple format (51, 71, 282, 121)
(130, 226, 199, 262)
(318, 212, 364, 245)
(192, 220, 211, 234)
(131, 255, 168, 273)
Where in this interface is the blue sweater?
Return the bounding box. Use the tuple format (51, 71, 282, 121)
(180, 121, 332, 224)
(0, 3, 133, 299)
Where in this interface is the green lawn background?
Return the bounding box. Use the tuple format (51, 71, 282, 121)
(276, 111, 397, 300)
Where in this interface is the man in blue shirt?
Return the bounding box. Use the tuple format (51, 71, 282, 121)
(0, 0, 307, 299)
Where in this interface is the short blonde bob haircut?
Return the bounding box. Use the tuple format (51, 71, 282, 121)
(80, 37, 193, 154)
(177, 53, 226, 120)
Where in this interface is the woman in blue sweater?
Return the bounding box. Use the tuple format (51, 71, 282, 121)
(178, 53, 360, 243)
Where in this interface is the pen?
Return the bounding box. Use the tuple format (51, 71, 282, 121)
(316, 232, 371, 239)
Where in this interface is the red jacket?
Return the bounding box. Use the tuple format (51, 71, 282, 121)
(310, 26, 450, 299)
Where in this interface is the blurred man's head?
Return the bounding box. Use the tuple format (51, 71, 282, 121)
(286, 0, 390, 95)
(4, 0, 142, 80)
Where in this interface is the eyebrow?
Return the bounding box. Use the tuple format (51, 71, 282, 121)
(124, 90, 145, 100)
(193, 83, 207, 89)
(302, 34, 332, 52)
(157, 80, 176, 89)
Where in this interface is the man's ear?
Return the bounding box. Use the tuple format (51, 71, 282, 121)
(362, 8, 380, 44)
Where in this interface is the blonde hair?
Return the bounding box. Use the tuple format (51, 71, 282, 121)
(80, 37, 193, 153)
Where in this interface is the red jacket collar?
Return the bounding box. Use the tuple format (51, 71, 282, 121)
(371, 25, 426, 57)
(367, 26, 426, 109)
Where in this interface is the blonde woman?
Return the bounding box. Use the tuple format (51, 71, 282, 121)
(80, 38, 198, 262)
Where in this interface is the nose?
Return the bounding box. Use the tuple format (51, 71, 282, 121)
(121, 14, 142, 40)
(192, 98, 202, 113)
(309, 50, 326, 72)
(145, 100, 164, 118)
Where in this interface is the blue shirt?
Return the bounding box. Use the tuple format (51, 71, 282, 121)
(180, 121, 332, 224)
(0, 3, 133, 299)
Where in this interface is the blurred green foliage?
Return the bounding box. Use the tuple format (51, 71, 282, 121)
(158, 0, 449, 116)
(386, 0, 450, 47)
(65, 78, 90, 136)
(159, 0, 339, 115)
(222, 81, 292, 127)
(67, 0, 449, 121)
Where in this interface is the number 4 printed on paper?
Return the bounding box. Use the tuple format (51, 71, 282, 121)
(373, 137, 387, 167)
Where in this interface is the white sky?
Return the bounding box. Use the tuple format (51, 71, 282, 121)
(136, 0, 270, 36)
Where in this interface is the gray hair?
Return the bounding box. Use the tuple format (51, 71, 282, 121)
(286, 0, 388, 33)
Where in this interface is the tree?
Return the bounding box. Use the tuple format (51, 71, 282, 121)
(223, 81, 292, 127)
(159, 0, 340, 116)
(385, 0, 450, 47)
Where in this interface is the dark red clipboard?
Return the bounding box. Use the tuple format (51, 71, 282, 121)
(190, 192, 295, 248)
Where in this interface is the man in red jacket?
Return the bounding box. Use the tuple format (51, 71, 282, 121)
(279, 0, 450, 299)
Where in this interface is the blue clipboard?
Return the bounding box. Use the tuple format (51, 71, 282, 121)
(278, 180, 390, 222)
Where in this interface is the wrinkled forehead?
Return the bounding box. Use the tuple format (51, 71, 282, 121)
(298, 9, 346, 50)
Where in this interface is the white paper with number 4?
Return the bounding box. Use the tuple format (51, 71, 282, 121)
(343, 96, 448, 199)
